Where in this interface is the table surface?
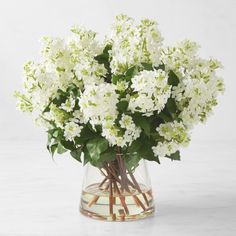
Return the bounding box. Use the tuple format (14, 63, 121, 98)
(0, 140, 235, 236)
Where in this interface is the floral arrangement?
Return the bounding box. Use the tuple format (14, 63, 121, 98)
(15, 14, 225, 221)
(15, 14, 224, 168)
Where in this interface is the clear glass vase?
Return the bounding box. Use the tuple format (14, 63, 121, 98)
(80, 153, 154, 221)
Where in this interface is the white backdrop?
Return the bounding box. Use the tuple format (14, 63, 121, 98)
(1, 1, 236, 235)
(0, 0, 235, 143)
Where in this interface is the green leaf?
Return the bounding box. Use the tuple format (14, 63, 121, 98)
(117, 100, 129, 112)
(50, 143, 58, 156)
(150, 132, 164, 142)
(43, 104, 51, 113)
(125, 66, 139, 77)
(124, 153, 141, 171)
(70, 147, 82, 162)
(83, 146, 91, 166)
(67, 83, 80, 97)
(127, 138, 142, 154)
(94, 44, 112, 82)
(158, 109, 173, 122)
(47, 132, 53, 145)
(127, 134, 160, 164)
(94, 54, 108, 63)
(57, 142, 67, 154)
(158, 97, 178, 123)
(99, 147, 116, 163)
(74, 125, 99, 145)
(52, 90, 67, 106)
(82, 145, 113, 168)
(143, 148, 160, 164)
(60, 140, 75, 151)
(47, 128, 65, 143)
(44, 88, 70, 113)
(111, 74, 124, 84)
(141, 63, 153, 71)
(132, 114, 151, 137)
(94, 44, 111, 63)
(167, 150, 181, 161)
(139, 138, 160, 164)
(52, 129, 60, 138)
(168, 70, 180, 86)
(166, 97, 177, 114)
(155, 64, 165, 71)
(86, 138, 109, 161)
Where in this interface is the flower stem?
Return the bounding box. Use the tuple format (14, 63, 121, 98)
(87, 146, 149, 220)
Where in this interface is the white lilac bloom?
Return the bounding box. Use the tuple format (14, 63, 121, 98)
(14, 91, 33, 113)
(162, 40, 225, 128)
(79, 83, 119, 127)
(157, 121, 190, 145)
(68, 26, 103, 59)
(108, 14, 138, 74)
(101, 124, 122, 146)
(60, 93, 76, 112)
(137, 18, 163, 66)
(20, 61, 59, 113)
(108, 14, 163, 74)
(129, 70, 171, 115)
(152, 121, 190, 158)
(171, 62, 224, 128)
(115, 80, 129, 92)
(161, 40, 200, 79)
(102, 114, 141, 147)
(119, 114, 141, 145)
(64, 121, 82, 141)
(15, 14, 224, 162)
(49, 104, 70, 128)
(74, 58, 106, 86)
(73, 110, 86, 124)
(152, 141, 179, 158)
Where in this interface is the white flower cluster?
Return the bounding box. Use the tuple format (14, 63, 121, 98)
(162, 40, 225, 128)
(64, 121, 82, 141)
(75, 59, 106, 86)
(16, 26, 104, 126)
(152, 121, 190, 157)
(108, 14, 163, 74)
(18, 61, 59, 112)
(129, 70, 171, 116)
(79, 83, 119, 127)
(102, 114, 141, 147)
(15, 14, 224, 161)
(60, 93, 76, 112)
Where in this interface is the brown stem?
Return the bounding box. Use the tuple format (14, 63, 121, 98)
(126, 178, 136, 189)
(109, 177, 114, 216)
(88, 195, 99, 207)
(104, 163, 122, 184)
(100, 168, 108, 177)
(116, 148, 130, 192)
(147, 190, 153, 198)
(132, 195, 146, 211)
(99, 177, 108, 188)
(115, 146, 146, 211)
(87, 182, 109, 207)
(113, 180, 129, 215)
(90, 146, 149, 220)
(128, 171, 149, 207)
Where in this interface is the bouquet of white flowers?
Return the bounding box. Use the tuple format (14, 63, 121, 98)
(15, 14, 224, 221)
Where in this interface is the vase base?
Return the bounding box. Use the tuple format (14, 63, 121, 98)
(80, 206, 154, 221)
(80, 183, 155, 222)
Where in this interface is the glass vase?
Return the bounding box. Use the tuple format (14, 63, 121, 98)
(80, 150, 154, 221)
